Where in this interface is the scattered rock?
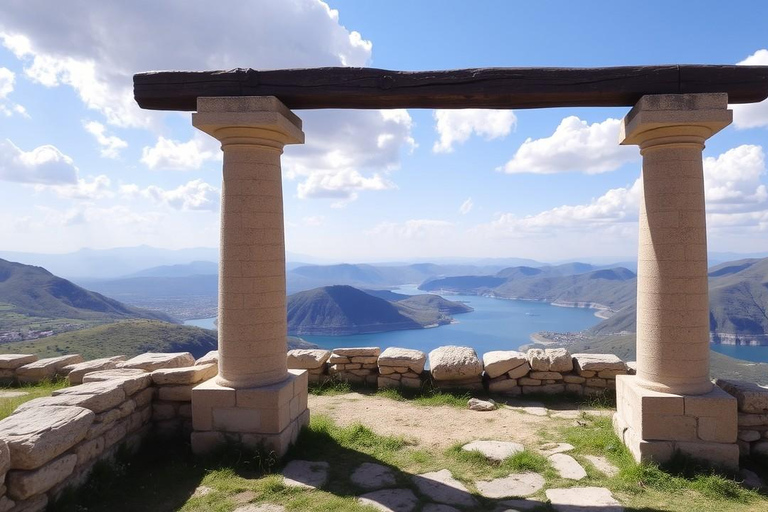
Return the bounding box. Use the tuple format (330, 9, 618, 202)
(195, 351, 218, 366)
(192, 485, 213, 498)
(545, 487, 623, 512)
(358, 489, 419, 512)
(429, 346, 483, 381)
(378, 348, 427, 374)
(539, 442, 574, 456)
(475, 473, 545, 498)
(281, 460, 329, 489)
(549, 453, 587, 480)
(468, 398, 496, 411)
(412, 469, 478, 508)
(740, 468, 764, 489)
(461, 440, 524, 461)
(482, 351, 527, 379)
(351, 462, 396, 490)
(584, 455, 619, 477)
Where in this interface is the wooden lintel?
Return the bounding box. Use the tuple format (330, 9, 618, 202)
(133, 65, 768, 111)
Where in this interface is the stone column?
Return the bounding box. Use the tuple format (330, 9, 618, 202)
(614, 94, 739, 469)
(189, 97, 309, 456)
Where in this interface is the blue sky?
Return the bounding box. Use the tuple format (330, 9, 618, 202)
(0, 0, 767, 263)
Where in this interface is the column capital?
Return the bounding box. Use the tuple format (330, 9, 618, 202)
(192, 96, 304, 149)
(620, 93, 732, 150)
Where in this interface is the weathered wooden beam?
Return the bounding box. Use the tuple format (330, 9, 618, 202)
(133, 65, 768, 111)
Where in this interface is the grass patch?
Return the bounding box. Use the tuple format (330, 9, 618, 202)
(0, 378, 68, 420)
(308, 379, 353, 396)
(374, 386, 470, 408)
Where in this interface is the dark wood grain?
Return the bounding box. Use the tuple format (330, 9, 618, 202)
(133, 65, 768, 111)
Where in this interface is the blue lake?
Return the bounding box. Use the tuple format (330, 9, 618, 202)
(184, 286, 768, 363)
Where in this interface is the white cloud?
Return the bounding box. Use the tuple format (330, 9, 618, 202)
(500, 117, 638, 174)
(0, 139, 78, 184)
(367, 219, 454, 239)
(433, 109, 516, 153)
(140, 133, 219, 171)
(0, 66, 26, 117)
(122, 179, 220, 211)
(459, 197, 474, 215)
(302, 215, 325, 227)
(83, 121, 127, 158)
(704, 144, 767, 212)
(732, 49, 768, 129)
(38, 175, 114, 200)
(296, 168, 395, 202)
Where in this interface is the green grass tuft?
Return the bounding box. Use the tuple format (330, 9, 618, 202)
(308, 379, 353, 396)
(0, 378, 68, 420)
(501, 450, 549, 473)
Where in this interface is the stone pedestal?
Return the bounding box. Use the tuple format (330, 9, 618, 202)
(615, 94, 738, 468)
(189, 97, 308, 456)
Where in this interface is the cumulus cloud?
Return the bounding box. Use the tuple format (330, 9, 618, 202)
(704, 144, 767, 212)
(459, 197, 474, 215)
(0, 67, 26, 117)
(433, 109, 516, 153)
(140, 133, 219, 171)
(122, 179, 220, 211)
(0, 139, 78, 184)
(83, 121, 127, 158)
(500, 116, 638, 174)
(367, 219, 454, 239)
(732, 49, 768, 129)
(39, 175, 114, 200)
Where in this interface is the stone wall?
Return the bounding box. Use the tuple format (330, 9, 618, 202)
(287, 345, 632, 396)
(716, 379, 768, 458)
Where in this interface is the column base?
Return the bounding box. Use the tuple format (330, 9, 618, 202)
(191, 369, 309, 458)
(614, 375, 739, 470)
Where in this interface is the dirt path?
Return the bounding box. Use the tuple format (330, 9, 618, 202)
(308, 393, 604, 450)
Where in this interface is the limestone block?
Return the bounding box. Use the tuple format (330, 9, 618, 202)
(572, 353, 626, 373)
(327, 355, 350, 364)
(529, 371, 563, 380)
(16, 355, 83, 383)
(0, 439, 8, 476)
(526, 349, 548, 371)
(331, 347, 381, 357)
(391, 366, 410, 373)
(546, 348, 573, 372)
(5, 494, 45, 512)
(118, 399, 136, 419)
(46, 381, 126, 413)
(377, 347, 427, 373)
(73, 436, 105, 466)
(429, 346, 483, 381)
(488, 379, 521, 395)
(286, 349, 330, 370)
(350, 356, 378, 364)
(104, 421, 127, 448)
(82, 369, 151, 396)
(7, 453, 76, 500)
(195, 350, 218, 366)
(598, 369, 626, 379)
(566, 383, 585, 395)
(117, 352, 195, 372)
(586, 378, 607, 388)
(64, 356, 126, 385)
(134, 388, 155, 409)
(563, 375, 586, 384)
(579, 370, 596, 378)
(433, 377, 483, 391)
(0, 496, 13, 512)
(738, 430, 761, 442)
(151, 363, 217, 386)
(518, 378, 541, 386)
(0, 355, 37, 371)
(0, 406, 93, 470)
(536, 384, 566, 395)
(482, 350, 527, 379)
(379, 367, 396, 375)
(158, 385, 194, 402)
(401, 377, 421, 389)
(676, 441, 739, 471)
(715, 379, 768, 414)
(507, 364, 531, 379)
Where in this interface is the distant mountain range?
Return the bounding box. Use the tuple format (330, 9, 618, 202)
(0, 258, 174, 328)
(287, 285, 472, 335)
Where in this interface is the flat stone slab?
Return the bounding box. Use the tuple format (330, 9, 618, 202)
(195, 350, 218, 366)
(18, 381, 125, 414)
(117, 352, 195, 372)
(358, 488, 418, 512)
(0, 354, 37, 370)
(16, 355, 83, 382)
(282, 460, 329, 489)
(527, 348, 572, 372)
(716, 379, 768, 414)
(495, 498, 543, 511)
(82, 369, 151, 396)
(0, 405, 94, 470)
(539, 442, 574, 456)
(549, 453, 587, 480)
(0, 391, 28, 399)
(475, 473, 545, 498)
(378, 347, 426, 373)
(572, 353, 626, 372)
(545, 487, 623, 512)
(461, 440, 524, 461)
(412, 469, 478, 508)
(584, 455, 619, 477)
(351, 462, 397, 490)
(63, 356, 126, 385)
(151, 363, 217, 385)
(332, 347, 381, 357)
(483, 351, 528, 379)
(429, 346, 483, 381)
(287, 349, 331, 370)
(7, 453, 77, 500)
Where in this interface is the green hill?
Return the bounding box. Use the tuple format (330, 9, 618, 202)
(286, 285, 471, 335)
(0, 258, 174, 331)
(565, 332, 768, 385)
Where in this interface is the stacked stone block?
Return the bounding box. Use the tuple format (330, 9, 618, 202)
(63, 356, 126, 385)
(483, 350, 529, 395)
(151, 361, 218, 437)
(377, 347, 425, 389)
(518, 348, 572, 395)
(16, 355, 83, 384)
(0, 367, 155, 511)
(287, 349, 331, 384)
(328, 348, 380, 386)
(0, 355, 37, 385)
(428, 346, 483, 390)
(716, 379, 768, 457)
(571, 353, 628, 395)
